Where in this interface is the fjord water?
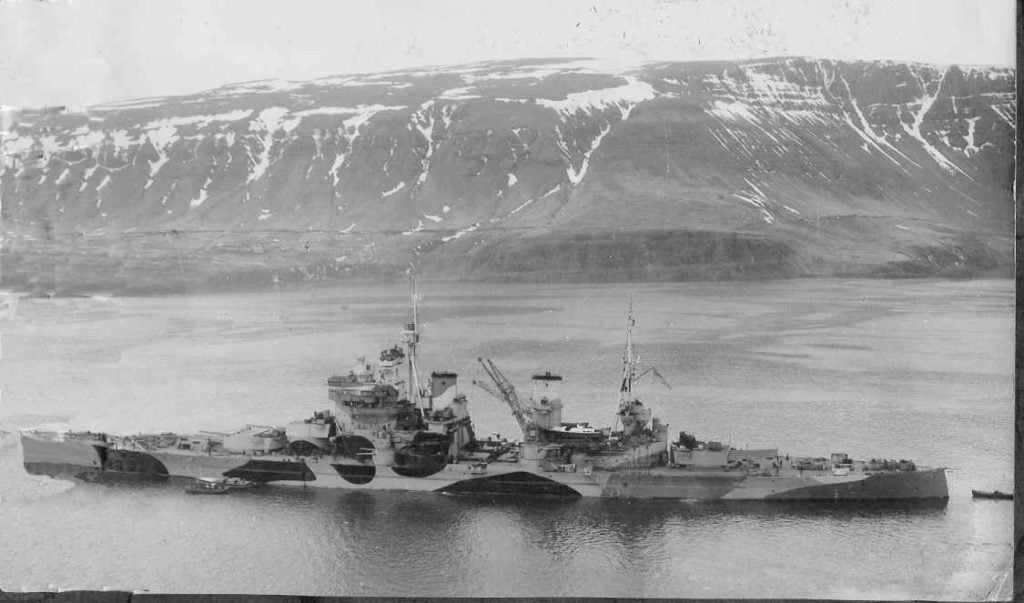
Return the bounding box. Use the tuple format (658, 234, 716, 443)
(0, 279, 1012, 599)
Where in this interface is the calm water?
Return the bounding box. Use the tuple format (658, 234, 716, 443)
(0, 279, 1013, 598)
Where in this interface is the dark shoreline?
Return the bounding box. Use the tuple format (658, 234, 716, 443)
(4, 268, 1015, 299)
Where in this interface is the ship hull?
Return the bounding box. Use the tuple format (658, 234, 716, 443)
(592, 467, 949, 500)
(21, 431, 948, 502)
(20, 431, 108, 480)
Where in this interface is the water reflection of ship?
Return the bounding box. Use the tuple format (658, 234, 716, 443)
(324, 489, 479, 588)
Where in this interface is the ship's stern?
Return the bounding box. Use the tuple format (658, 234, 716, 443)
(20, 431, 107, 479)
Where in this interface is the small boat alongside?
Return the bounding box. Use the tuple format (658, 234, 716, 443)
(220, 477, 258, 490)
(971, 489, 1012, 500)
(185, 478, 231, 495)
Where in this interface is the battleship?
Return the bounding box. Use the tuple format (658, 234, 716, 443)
(20, 292, 949, 501)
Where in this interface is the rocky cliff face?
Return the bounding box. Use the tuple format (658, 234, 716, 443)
(1, 57, 1014, 292)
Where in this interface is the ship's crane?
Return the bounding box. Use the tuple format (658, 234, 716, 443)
(472, 358, 534, 434)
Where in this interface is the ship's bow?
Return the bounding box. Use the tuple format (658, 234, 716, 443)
(766, 467, 950, 501)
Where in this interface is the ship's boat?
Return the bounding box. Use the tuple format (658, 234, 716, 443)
(971, 489, 1012, 500)
(185, 479, 230, 495)
(19, 291, 950, 503)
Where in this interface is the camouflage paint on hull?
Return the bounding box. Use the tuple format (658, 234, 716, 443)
(20, 431, 106, 480)
(760, 468, 949, 500)
(585, 467, 948, 500)
(20, 432, 949, 502)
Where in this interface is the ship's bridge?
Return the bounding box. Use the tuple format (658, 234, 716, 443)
(328, 380, 400, 408)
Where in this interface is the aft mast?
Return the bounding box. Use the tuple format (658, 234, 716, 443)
(615, 298, 669, 442)
(619, 298, 638, 407)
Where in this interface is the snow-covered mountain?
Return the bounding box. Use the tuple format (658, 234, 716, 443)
(1, 57, 1015, 292)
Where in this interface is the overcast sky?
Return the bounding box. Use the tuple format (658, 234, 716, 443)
(0, 0, 1015, 108)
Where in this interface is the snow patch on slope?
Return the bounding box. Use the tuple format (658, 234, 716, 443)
(78, 164, 99, 192)
(540, 77, 655, 187)
(536, 77, 656, 117)
(989, 103, 1015, 127)
(901, 67, 973, 179)
(806, 61, 920, 173)
(707, 100, 760, 123)
(325, 105, 408, 187)
(562, 122, 612, 185)
(209, 79, 305, 98)
(705, 64, 831, 109)
(246, 107, 298, 184)
(95, 174, 111, 208)
(294, 105, 405, 118)
(441, 222, 480, 242)
(963, 117, 982, 155)
(93, 96, 170, 111)
(145, 110, 254, 149)
(459, 59, 616, 84)
(509, 198, 534, 215)
(401, 220, 425, 235)
(410, 101, 454, 188)
(190, 175, 212, 209)
(439, 87, 481, 101)
(145, 146, 170, 189)
(732, 178, 775, 224)
(381, 181, 406, 198)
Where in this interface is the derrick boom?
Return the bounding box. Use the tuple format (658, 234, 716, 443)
(475, 358, 533, 433)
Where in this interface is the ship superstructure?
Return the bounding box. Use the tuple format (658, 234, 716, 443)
(20, 294, 949, 502)
(311, 287, 478, 483)
(461, 302, 948, 500)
